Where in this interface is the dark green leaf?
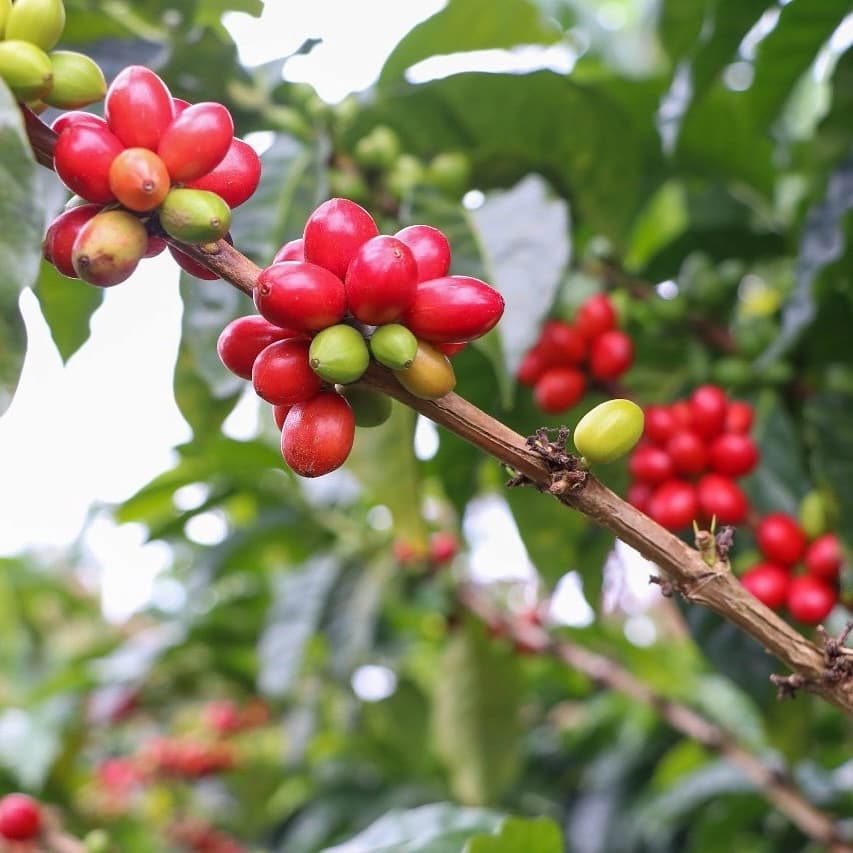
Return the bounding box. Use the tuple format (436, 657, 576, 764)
(658, 0, 709, 64)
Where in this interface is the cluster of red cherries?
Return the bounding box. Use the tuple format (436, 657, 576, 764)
(741, 515, 844, 624)
(517, 293, 634, 413)
(137, 736, 237, 779)
(43, 64, 261, 287)
(217, 197, 504, 478)
(393, 530, 459, 568)
(626, 385, 758, 531)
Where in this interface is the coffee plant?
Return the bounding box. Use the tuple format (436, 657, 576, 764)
(0, 1, 852, 851)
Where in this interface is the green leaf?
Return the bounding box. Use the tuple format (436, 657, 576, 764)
(692, 675, 767, 751)
(379, 0, 562, 87)
(658, 0, 709, 64)
(432, 620, 523, 805)
(464, 816, 563, 853)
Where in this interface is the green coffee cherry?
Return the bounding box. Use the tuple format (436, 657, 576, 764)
(158, 188, 231, 244)
(799, 490, 830, 540)
(573, 399, 644, 465)
(328, 168, 370, 204)
(370, 324, 418, 370)
(44, 50, 106, 108)
(386, 154, 425, 198)
(309, 323, 370, 384)
(0, 0, 12, 38)
(5, 0, 65, 51)
(354, 125, 401, 170)
(426, 151, 471, 198)
(711, 356, 752, 388)
(344, 386, 392, 428)
(0, 40, 53, 101)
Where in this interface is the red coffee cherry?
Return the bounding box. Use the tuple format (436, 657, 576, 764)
(345, 234, 417, 325)
(689, 384, 728, 440)
(217, 315, 303, 380)
(43, 203, 102, 277)
(589, 329, 633, 380)
(53, 122, 124, 203)
(628, 444, 674, 484)
(273, 238, 304, 263)
(537, 320, 585, 365)
(51, 109, 108, 135)
(281, 390, 355, 478)
(533, 367, 586, 414)
(144, 235, 167, 258)
(105, 65, 174, 150)
(648, 480, 697, 530)
(666, 430, 706, 476)
(185, 137, 262, 208)
(172, 97, 191, 116)
(670, 400, 693, 428)
(644, 405, 677, 446)
(158, 101, 234, 182)
(627, 481, 653, 513)
(252, 338, 321, 406)
(402, 275, 505, 343)
(516, 345, 549, 386)
(168, 245, 219, 280)
(303, 197, 379, 279)
(394, 224, 451, 281)
(756, 513, 807, 565)
(436, 341, 467, 356)
(740, 563, 790, 610)
(696, 473, 749, 525)
(786, 575, 837, 624)
(0, 793, 41, 841)
(803, 532, 843, 581)
(575, 293, 616, 340)
(708, 433, 759, 477)
(429, 531, 458, 565)
(203, 700, 242, 735)
(254, 261, 347, 333)
(273, 404, 292, 430)
(108, 147, 171, 212)
(724, 400, 754, 434)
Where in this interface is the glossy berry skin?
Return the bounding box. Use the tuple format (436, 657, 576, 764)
(0, 793, 41, 841)
(402, 275, 504, 343)
(303, 198, 379, 279)
(648, 480, 697, 531)
(538, 320, 585, 365)
(108, 147, 171, 212)
(144, 235, 167, 258)
(803, 533, 843, 581)
(217, 315, 303, 380)
(644, 405, 677, 446)
(394, 224, 452, 281)
(756, 513, 807, 566)
(629, 444, 674, 484)
(273, 238, 304, 263)
(53, 122, 124, 203)
(533, 367, 585, 414)
(42, 203, 102, 277)
(71, 209, 148, 287)
(51, 110, 108, 136)
(436, 341, 467, 356)
(105, 65, 174, 150)
(281, 391, 355, 478)
(575, 293, 616, 340)
(168, 245, 219, 280)
(185, 137, 261, 208)
(689, 385, 728, 440)
(273, 404, 292, 430)
(252, 338, 321, 406)
(708, 433, 759, 477)
(787, 575, 837, 624)
(725, 400, 754, 434)
(345, 235, 418, 325)
(740, 563, 790, 610)
(158, 101, 234, 182)
(696, 473, 749, 524)
(393, 340, 456, 400)
(666, 430, 706, 476)
(589, 329, 633, 380)
(573, 399, 644, 465)
(254, 261, 347, 333)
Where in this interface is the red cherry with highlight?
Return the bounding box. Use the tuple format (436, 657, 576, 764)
(516, 345, 548, 386)
(804, 533, 843, 581)
(644, 405, 677, 446)
(273, 238, 304, 263)
(648, 480, 697, 531)
(575, 293, 616, 340)
(395, 224, 451, 281)
(787, 575, 837, 624)
(254, 261, 346, 332)
(740, 562, 790, 610)
(345, 234, 417, 325)
(533, 367, 585, 414)
(696, 473, 749, 525)
(303, 197, 379, 279)
(105, 65, 174, 150)
(273, 404, 292, 430)
(281, 390, 355, 477)
(629, 445, 674, 484)
(708, 433, 759, 477)
(725, 400, 754, 434)
(689, 385, 728, 440)
(538, 320, 585, 366)
(756, 513, 807, 565)
(53, 122, 124, 203)
(185, 137, 261, 208)
(252, 338, 322, 406)
(158, 101, 234, 182)
(0, 793, 41, 841)
(51, 110, 107, 135)
(43, 203, 102, 277)
(666, 430, 706, 476)
(217, 315, 303, 380)
(589, 329, 633, 380)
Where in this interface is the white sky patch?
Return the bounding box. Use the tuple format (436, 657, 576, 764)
(351, 664, 397, 702)
(548, 571, 595, 627)
(463, 494, 536, 583)
(414, 415, 439, 460)
(222, 383, 261, 441)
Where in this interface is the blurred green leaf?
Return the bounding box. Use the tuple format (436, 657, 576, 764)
(464, 816, 563, 853)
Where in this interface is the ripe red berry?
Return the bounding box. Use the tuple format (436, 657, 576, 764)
(756, 513, 807, 565)
(626, 481, 653, 513)
(105, 65, 174, 150)
(644, 405, 677, 446)
(252, 338, 321, 406)
(670, 400, 693, 428)
(394, 224, 451, 281)
(589, 329, 633, 380)
(696, 473, 749, 525)
(254, 261, 347, 333)
(575, 293, 616, 340)
(273, 238, 304, 263)
(168, 245, 219, 280)
(708, 433, 759, 477)
(740, 562, 790, 610)
(281, 390, 356, 477)
(533, 367, 586, 414)
(203, 700, 242, 735)
(629, 444, 674, 484)
(185, 137, 262, 208)
(51, 110, 108, 135)
(158, 101, 234, 182)
(666, 430, 707, 476)
(648, 480, 697, 530)
(803, 533, 843, 581)
(689, 385, 728, 440)
(144, 235, 167, 258)
(217, 315, 303, 380)
(429, 531, 458, 565)
(537, 320, 586, 365)
(0, 793, 41, 841)
(724, 400, 754, 434)
(43, 203, 102, 277)
(273, 404, 292, 430)
(435, 341, 467, 356)
(303, 197, 379, 279)
(108, 147, 171, 212)
(172, 97, 191, 116)
(516, 345, 549, 386)
(787, 575, 837, 624)
(53, 122, 125, 203)
(345, 235, 418, 325)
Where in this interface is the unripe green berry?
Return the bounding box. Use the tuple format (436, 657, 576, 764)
(573, 399, 644, 465)
(5, 0, 65, 50)
(309, 323, 370, 384)
(369, 324, 418, 370)
(0, 0, 12, 38)
(44, 50, 106, 109)
(354, 125, 401, 170)
(343, 386, 392, 427)
(0, 40, 53, 101)
(426, 151, 470, 197)
(158, 188, 231, 244)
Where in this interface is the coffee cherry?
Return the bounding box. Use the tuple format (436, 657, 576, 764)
(666, 430, 706, 476)
(427, 151, 471, 197)
(533, 367, 585, 414)
(369, 323, 418, 370)
(787, 575, 837, 624)
(159, 188, 232, 244)
(71, 209, 148, 286)
(670, 400, 693, 428)
(217, 315, 303, 380)
(756, 513, 807, 565)
(0, 793, 41, 841)
(172, 97, 191, 116)
(575, 293, 616, 340)
(309, 324, 370, 384)
(627, 482, 653, 512)
(185, 137, 262, 208)
(394, 224, 452, 281)
(281, 390, 355, 477)
(589, 329, 633, 380)
(393, 340, 456, 399)
(273, 404, 292, 430)
(516, 346, 549, 386)
(43, 50, 106, 109)
(629, 444, 674, 484)
(51, 110, 108, 136)
(303, 198, 379, 279)
(343, 387, 392, 427)
(54, 122, 124, 203)
(108, 148, 171, 212)
(644, 405, 677, 446)
(429, 531, 458, 565)
(252, 338, 321, 406)
(648, 480, 697, 530)
(696, 473, 749, 524)
(799, 490, 830, 540)
(689, 385, 728, 440)
(402, 275, 504, 343)
(272, 238, 304, 264)
(158, 101, 234, 182)
(573, 398, 644, 465)
(740, 563, 790, 610)
(254, 261, 347, 332)
(0, 40, 52, 101)
(43, 203, 102, 277)
(538, 320, 585, 365)
(168, 245, 219, 280)
(708, 433, 759, 477)
(803, 533, 842, 581)
(345, 235, 417, 325)
(144, 236, 167, 257)
(5, 0, 64, 50)
(105, 65, 174, 150)
(724, 400, 754, 434)
(435, 341, 467, 356)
